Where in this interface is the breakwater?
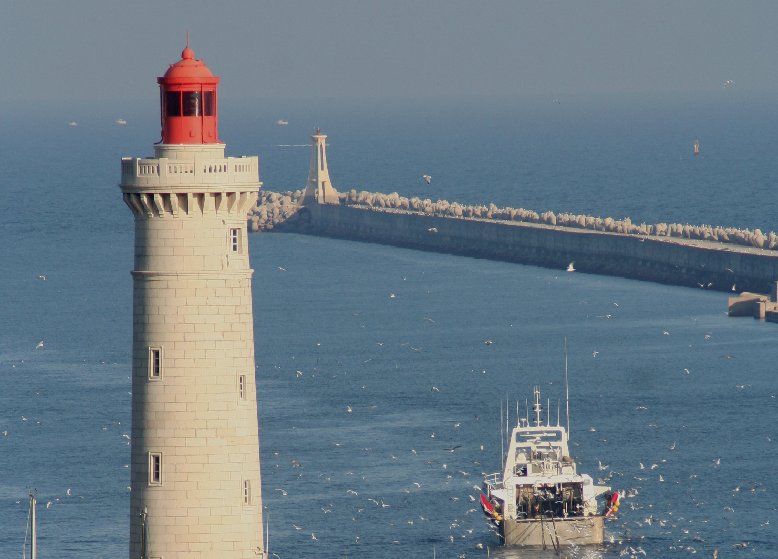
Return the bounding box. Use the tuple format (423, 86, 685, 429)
(248, 190, 778, 293)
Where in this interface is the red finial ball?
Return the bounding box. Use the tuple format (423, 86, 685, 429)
(181, 46, 195, 60)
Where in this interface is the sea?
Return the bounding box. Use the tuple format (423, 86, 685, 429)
(1, 92, 777, 558)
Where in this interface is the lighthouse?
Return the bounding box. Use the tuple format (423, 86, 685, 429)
(120, 44, 264, 558)
(301, 128, 339, 205)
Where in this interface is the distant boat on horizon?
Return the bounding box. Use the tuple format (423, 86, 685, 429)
(68, 121, 78, 127)
(693, 138, 700, 157)
(115, 118, 127, 126)
(276, 119, 289, 126)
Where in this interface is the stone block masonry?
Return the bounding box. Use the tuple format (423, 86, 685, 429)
(280, 202, 778, 294)
(121, 44, 264, 558)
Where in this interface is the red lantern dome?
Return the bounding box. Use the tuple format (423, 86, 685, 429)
(157, 44, 220, 144)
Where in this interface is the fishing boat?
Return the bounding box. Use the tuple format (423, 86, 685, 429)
(481, 387, 619, 548)
(693, 138, 700, 156)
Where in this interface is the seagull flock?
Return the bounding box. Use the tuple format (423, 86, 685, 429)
(3, 262, 773, 558)
(248, 261, 772, 558)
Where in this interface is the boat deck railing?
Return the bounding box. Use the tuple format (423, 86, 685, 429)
(483, 472, 503, 492)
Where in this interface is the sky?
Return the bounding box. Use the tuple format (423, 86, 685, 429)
(3, 1, 778, 103)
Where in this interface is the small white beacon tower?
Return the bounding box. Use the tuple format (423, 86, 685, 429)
(301, 128, 339, 205)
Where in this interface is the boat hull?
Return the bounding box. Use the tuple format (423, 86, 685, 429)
(502, 515, 604, 547)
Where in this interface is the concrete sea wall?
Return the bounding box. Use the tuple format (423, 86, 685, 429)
(248, 191, 778, 293)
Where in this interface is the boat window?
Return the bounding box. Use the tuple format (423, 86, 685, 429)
(203, 91, 214, 116)
(182, 91, 201, 116)
(165, 91, 181, 117)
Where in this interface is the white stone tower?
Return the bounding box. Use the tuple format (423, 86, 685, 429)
(301, 128, 339, 204)
(120, 44, 264, 558)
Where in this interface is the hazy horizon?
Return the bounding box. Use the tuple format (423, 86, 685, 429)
(3, 1, 778, 104)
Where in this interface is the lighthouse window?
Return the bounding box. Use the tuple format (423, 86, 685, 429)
(243, 480, 252, 505)
(203, 91, 214, 116)
(165, 91, 181, 117)
(230, 228, 240, 253)
(149, 453, 162, 485)
(182, 91, 202, 116)
(239, 374, 247, 400)
(148, 347, 162, 379)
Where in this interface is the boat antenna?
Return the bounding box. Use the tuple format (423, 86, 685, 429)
(500, 399, 505, 471)
(506, 394, 510, 447)
(564, 337, 571, 436)
(525, 398, 529, 427)
(547, 397, 550, 426)
(516, 400, 519, 427)
(557, 399, 561, 427)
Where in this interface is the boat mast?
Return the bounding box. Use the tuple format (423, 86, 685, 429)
(532, 387, 542, 426)
(30, 495, 38, 559)
(30, 492, 37, 559)
(505, 395, 510, 451)
(500, 399, 505, 471)
(525, 398, 529, 427)
(564, 337, 570, 436)
(547, 398, 550, 426)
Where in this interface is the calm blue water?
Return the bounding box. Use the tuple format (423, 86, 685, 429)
(1, 95, 777, 558)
